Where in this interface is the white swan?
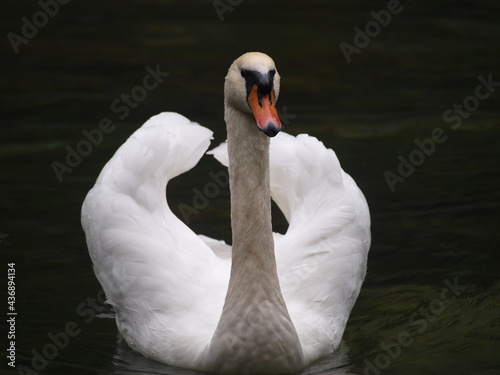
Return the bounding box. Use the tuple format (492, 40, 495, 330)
(82, 52, 370, 374)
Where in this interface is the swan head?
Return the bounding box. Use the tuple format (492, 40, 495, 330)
(225, 52, 282, 137)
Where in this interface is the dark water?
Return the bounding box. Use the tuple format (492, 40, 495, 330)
(1, 0, 499, 374)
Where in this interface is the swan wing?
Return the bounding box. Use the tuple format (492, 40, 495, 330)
(210, 132, 371, 362)
(82, 112, 229, 367)
(198, 234, 232, 260)
(269, 133, 370, 361)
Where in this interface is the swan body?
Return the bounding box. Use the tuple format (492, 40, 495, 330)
(82, 52, 370, 374)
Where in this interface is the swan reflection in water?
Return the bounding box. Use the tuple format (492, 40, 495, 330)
(100, 332, 356, 375)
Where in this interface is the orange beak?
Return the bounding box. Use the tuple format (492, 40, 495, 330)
(247, 84, 282, 137)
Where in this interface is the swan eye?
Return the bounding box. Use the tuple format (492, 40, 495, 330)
(240, 69, 249, 78)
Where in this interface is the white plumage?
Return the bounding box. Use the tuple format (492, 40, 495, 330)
(82, 53, 370, 374)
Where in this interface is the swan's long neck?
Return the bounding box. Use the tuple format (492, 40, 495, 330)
(205, 104, 304, 374)
(227, 108, 276, 287)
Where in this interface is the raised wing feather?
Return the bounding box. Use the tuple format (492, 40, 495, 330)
(82, 112, 229, 366)
(269, 133, 370, 361)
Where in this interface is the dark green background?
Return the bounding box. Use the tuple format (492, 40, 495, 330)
(1, 1, 499, 374)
